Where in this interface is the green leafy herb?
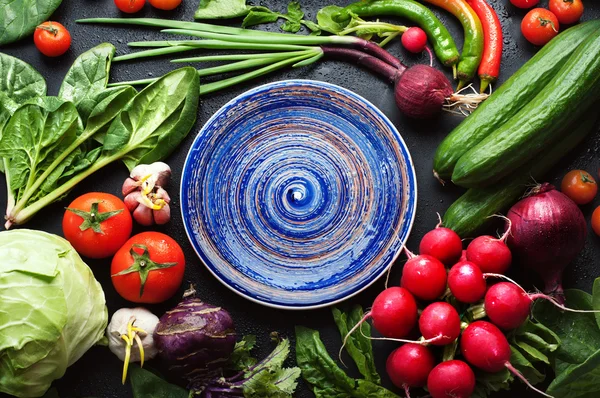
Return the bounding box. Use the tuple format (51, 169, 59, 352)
(0, 53, 47, 102)
(295, 326, 399, 398)
(58, 43, 116, 124)
(0, 0, 63, 45)
(531, 281, 600, 398)
(129, 365, 188, 398)
(316, 6, 348, 34)
(242, 9, 281, 28)
(332, 306, 380, 384)
(195, 0, 250, 19)
(229, 335, 258, 371)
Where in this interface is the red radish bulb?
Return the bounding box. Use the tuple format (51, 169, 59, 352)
(419, 302, 461, 346)
(484, 282, 531, 330)
(369, 287, 418, 338)
(419, 226, 463, 266)
(386, 343, 436, 393)
(427, 360, 475, 398)
(461, 321, 510, 372)
(401, 252, 447, 301)
(448, 261, 487, 303)
(466, 234, 512, 274)
(506, 183, 586, 300)
(402, 27, 428, 53)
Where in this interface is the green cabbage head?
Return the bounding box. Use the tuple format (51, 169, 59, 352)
(0, 230, 108, 397)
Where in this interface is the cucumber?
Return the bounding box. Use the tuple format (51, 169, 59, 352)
(452, 30, 600, 188)
(433, 20, 600, 181)
(443, 115, 598, 238)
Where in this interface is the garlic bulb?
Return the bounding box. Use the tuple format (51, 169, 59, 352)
(121, 162, 172, 226)
(106, 307, 159, 383)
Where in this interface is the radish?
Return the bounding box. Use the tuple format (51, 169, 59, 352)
(461, 321, 552, 397)
(401, 250, 447, 301)
(484, 281, 600, 330)
(466, 227, 512, 274)
(401, 27, 428, 53)
(418, 302, 461, 346)
(419, 220, 463, 266)
(448, 260, 487, 303)
(386, 343, 435, 396)
(340, 287, 417, 359)
(427, 360, 475, 398)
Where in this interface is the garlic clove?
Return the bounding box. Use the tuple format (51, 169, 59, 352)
(133, 205, 154, 226)
(122, 178, 140, 196)
(155, 187, 171, 204)
(153, 204, 171, 225)
(124, 191, 142, 212)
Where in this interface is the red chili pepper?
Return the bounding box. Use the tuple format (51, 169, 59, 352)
(466, 0, 503, 93)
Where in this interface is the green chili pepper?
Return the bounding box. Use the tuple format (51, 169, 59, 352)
(421, 0, 484, 87)
(333, 0, 460, 69)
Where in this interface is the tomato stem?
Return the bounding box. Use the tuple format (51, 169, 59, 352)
(37, 23, 59, 36)
(66, 202, 123, 233)
(539, 17, 559, 33)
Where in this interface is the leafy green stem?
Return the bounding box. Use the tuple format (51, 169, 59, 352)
(114, 46, 197, 62)
(8, 152, 121, 226)
(171, 50, 315, 63)
(338, 22, 407, 37)
(3, 158, 15, 219)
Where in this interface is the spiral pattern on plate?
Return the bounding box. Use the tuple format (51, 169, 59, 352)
(181, 80, 416, 309)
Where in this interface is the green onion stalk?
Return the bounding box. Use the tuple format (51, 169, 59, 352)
(78, 18, 488, 118)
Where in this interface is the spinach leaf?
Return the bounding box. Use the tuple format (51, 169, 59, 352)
(316, 6, 349, 34)
(58, 43, 116, 124)
(195, 0, 250, 19)
(593, 277, 600, 330)
(0, 0, 63, 45)
(533, 289, 600, 364)
(85, 85, 137, 137)
(280, 1, 303, 33)
(547, 348, 600, 398)
(295, 326, 398, 398)
(100, 66, 199, 171)
(0, 98, 80, 204)
(242, 9, 281, 28)
(332, 306, 380, 384)
(0, 52, 46, 102)
(129, 365, 188, 398)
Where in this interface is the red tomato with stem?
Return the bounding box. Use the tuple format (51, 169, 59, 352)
(549, 0, 584, 25)
(114, 0, 146, 13)
(34, 22, 71, 57)
(509, 0, 539, 9)
(149, 0, 182, 10)
(521, 8, 560, 46)
(561, 170, 597, 205)
(63, 192, 132, 259)
(111, 232, 186, 303)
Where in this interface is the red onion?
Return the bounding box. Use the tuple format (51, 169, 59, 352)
(506, 183, 587, 300)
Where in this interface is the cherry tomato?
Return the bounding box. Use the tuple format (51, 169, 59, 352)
(510, 0, 539, 9)
(34, 22, 71, 57)
(111, 232, 186, 303)
(592, 206, 600, 237)
(549, 0, 584, 25)
(561, 170, 598, 205)
(148, 0, 182, 10)
(63, 192, 133, 259)
(521, 8, 560, 46)
(114, 0, 145, 13)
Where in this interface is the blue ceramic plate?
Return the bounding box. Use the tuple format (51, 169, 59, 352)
(181, 80, 417, 309)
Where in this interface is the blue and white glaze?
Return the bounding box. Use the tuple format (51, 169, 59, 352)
(181, 80, 417, 309)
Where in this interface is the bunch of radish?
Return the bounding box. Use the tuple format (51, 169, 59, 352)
(344, 218, 596, 398)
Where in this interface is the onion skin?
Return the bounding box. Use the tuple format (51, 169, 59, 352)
(153, 297, 236, 379)
(506, 183, 586, 300)
(395, 65, 454, 119)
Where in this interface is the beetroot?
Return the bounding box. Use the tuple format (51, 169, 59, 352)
(507, 183, 587, 300)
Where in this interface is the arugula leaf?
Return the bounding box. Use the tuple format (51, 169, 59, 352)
(295, 326, 398, 398)
(101, 66, 199, 171)
(0, 0, 63, 45)
(129, 365, 188, 398)
(0, 52, 46, 103)
(332, 306, 380, 384)
(316, 6, 349, 34)
(229, 334, 258, 371)
(0, 98, 81, 204)
(58, 43, 116, 124)
(533, 289, 600, 364)
(195, 0, 250, 19)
